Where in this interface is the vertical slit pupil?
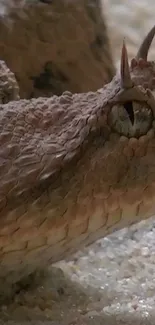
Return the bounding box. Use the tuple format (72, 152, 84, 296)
(123, 101, 134, 124)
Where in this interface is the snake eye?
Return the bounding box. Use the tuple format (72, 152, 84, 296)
(109, 101, 152, 138)
(123, 101, 134, 124)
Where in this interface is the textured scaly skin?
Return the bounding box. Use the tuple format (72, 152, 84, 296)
(0, 26, 155, 296)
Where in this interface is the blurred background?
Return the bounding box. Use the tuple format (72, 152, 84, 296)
(104, 0, 155, 68)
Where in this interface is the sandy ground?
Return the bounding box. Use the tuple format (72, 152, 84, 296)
(1, 0, 155, 324)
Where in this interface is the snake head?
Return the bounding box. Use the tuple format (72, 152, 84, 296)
(107, 25, 155, 138)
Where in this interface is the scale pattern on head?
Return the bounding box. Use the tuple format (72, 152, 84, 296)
(108, 25, 155, 138)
